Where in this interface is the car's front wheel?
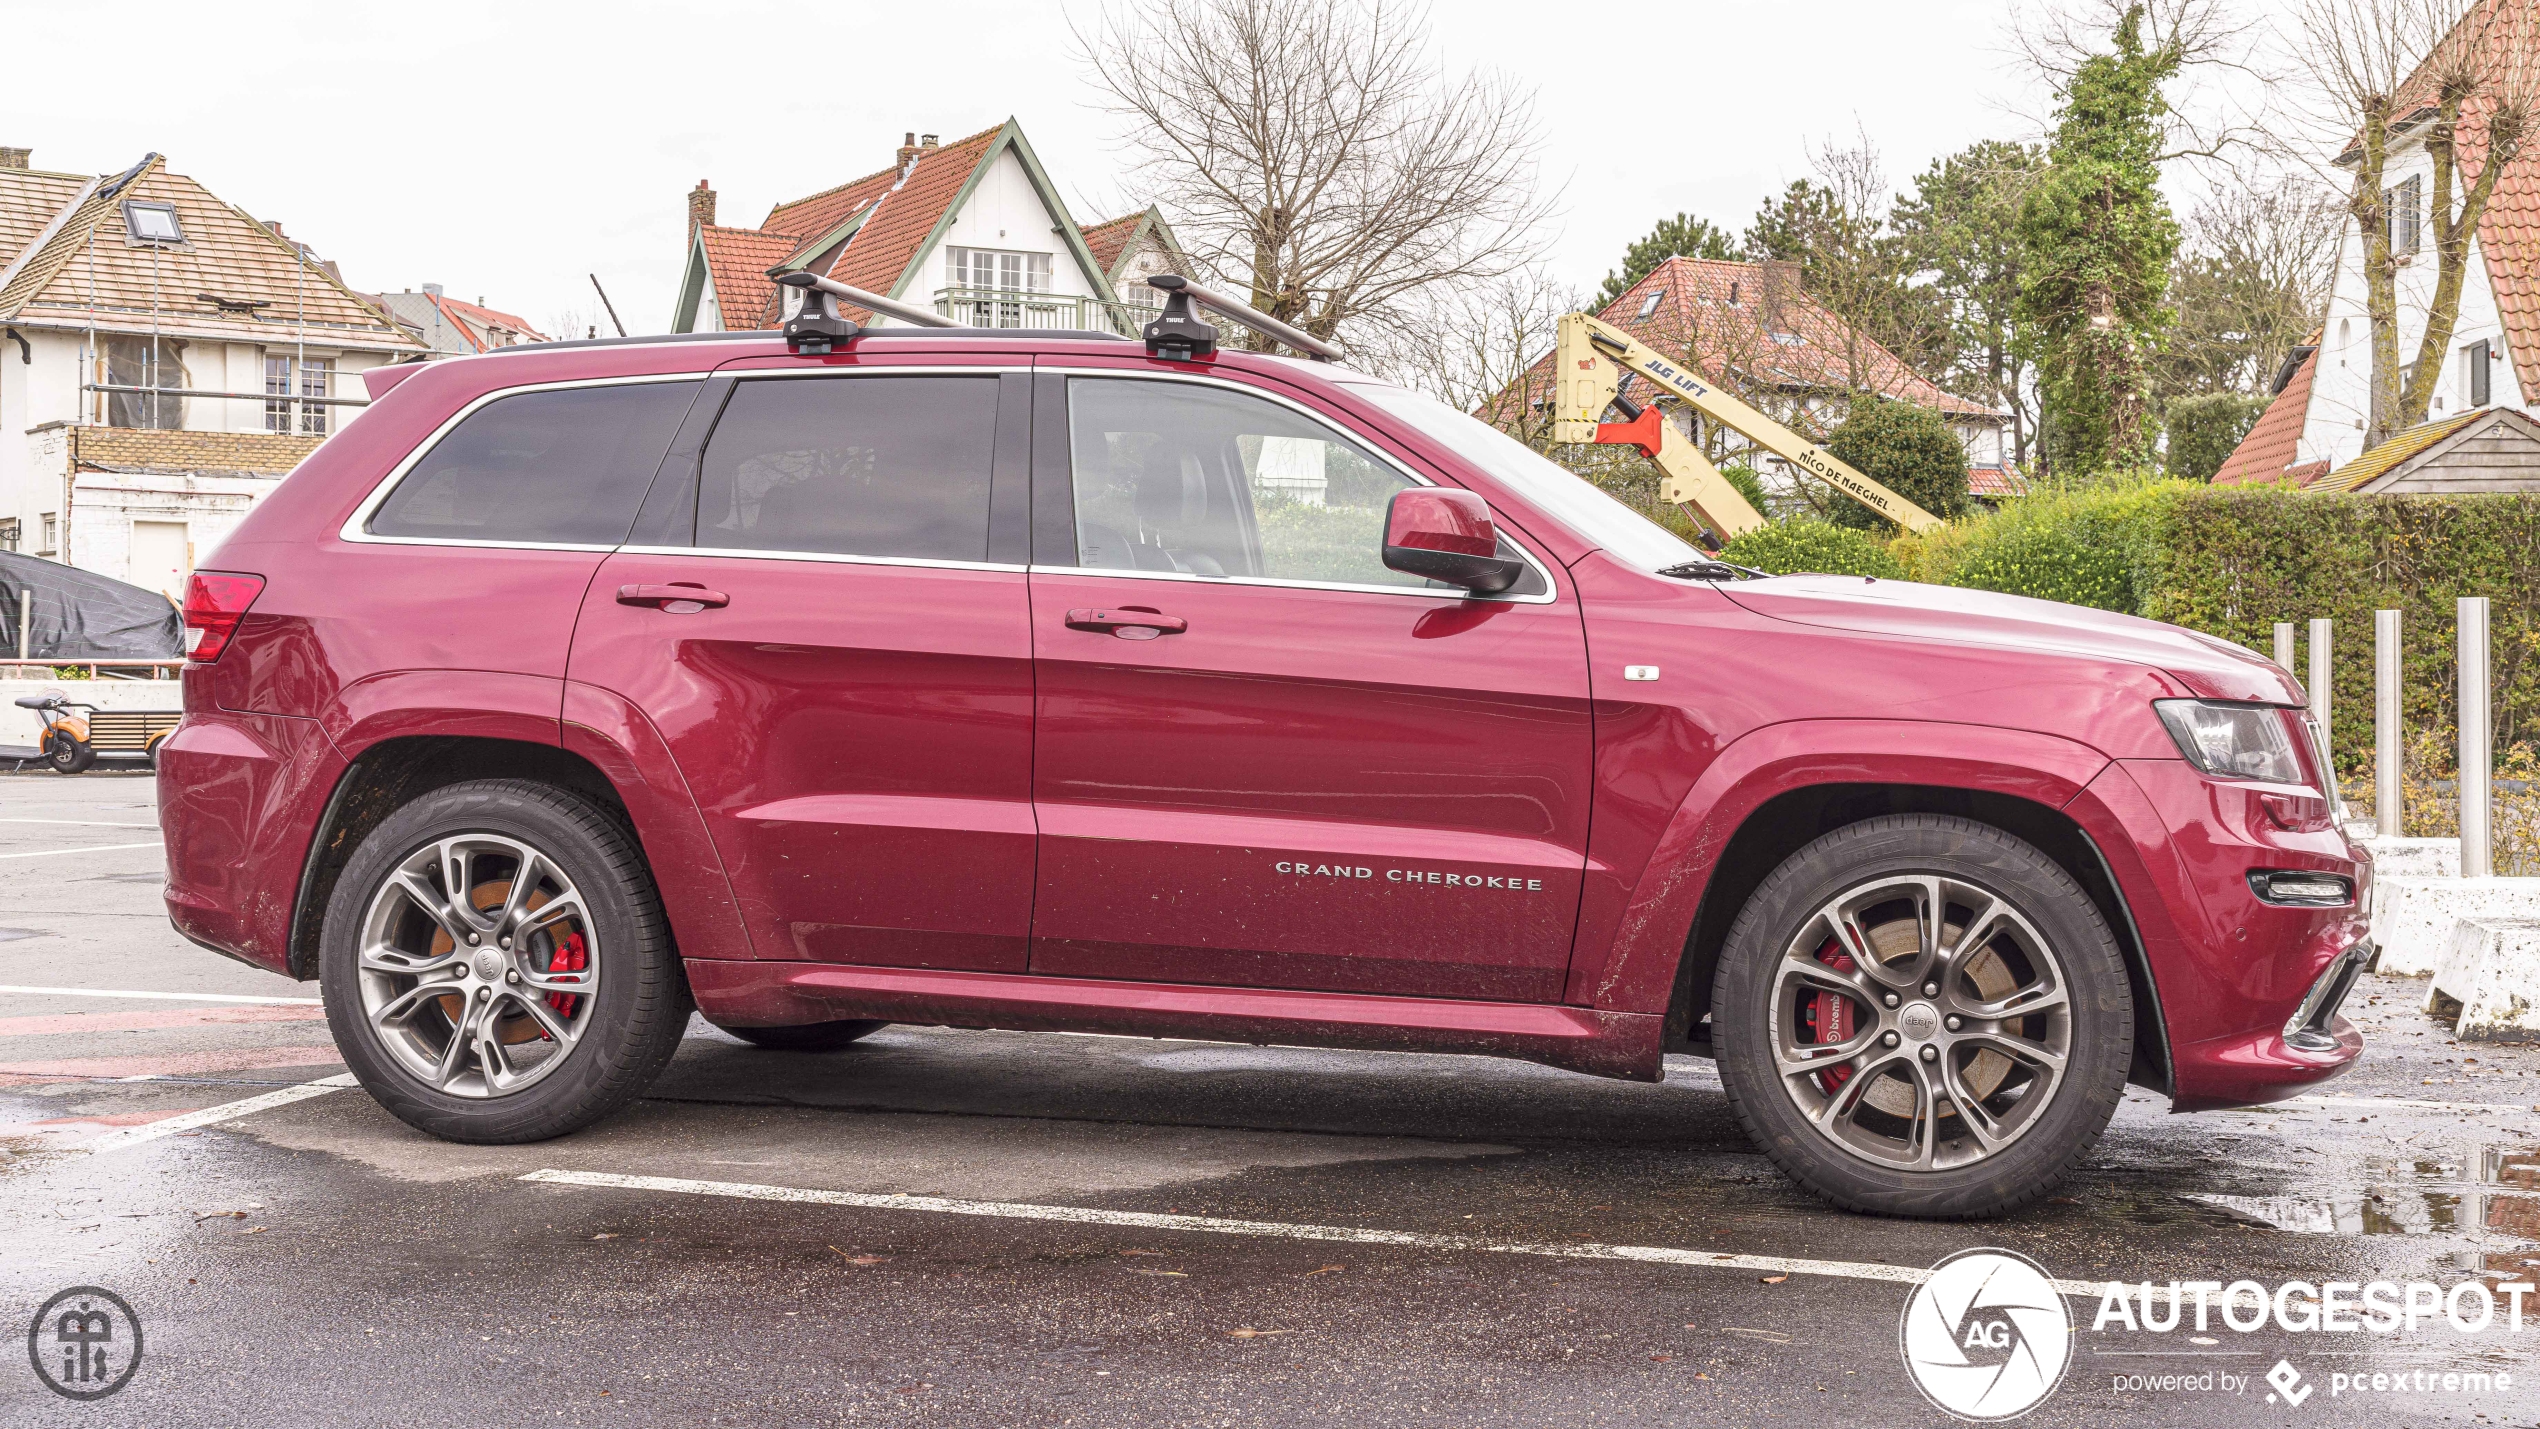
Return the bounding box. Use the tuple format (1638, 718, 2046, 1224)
(1711, 814, 2133, 1219)
(319, 779, 690, 1143)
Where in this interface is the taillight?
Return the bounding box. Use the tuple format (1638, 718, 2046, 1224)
(182, 572, 265, 663)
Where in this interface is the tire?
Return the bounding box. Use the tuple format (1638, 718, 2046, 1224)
(319, 778, 691, 1144)
(1710, 814, 2132, 1219)
(716, 1019, 889, 1051)
(46, 733, 94, 774)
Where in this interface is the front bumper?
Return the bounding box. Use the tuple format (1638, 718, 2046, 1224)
(2075, 759, 2371, 1110)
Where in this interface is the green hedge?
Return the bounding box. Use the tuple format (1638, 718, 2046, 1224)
(1890, 485, 2540, 775)
(2140, 488, 2540, 776)
(1720, 520, 1906, 578)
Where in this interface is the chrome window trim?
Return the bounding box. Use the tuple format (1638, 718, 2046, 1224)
(1039, 365, 1560, 605)
(616, 543, 1025, 574)
(337, 372, 714, 548)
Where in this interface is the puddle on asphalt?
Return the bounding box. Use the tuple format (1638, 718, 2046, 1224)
(2186, 1146, 2540, 1237)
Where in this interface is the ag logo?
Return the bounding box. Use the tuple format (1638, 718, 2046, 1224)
(1899, 1249, 2070, 1420)
(26, 1285, 143, 1401)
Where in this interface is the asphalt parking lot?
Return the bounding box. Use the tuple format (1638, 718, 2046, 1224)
(2, 769, 2537, 1427)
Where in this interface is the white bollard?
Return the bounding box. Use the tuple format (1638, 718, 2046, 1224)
(2308, 617, 2333, 750)
(2275, 621, 2296, 672)
(2376, 609, 2402, 838)
(2459, 597, 2492, 879)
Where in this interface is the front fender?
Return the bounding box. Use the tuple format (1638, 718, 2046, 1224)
(1574, 719, 2112, 1013)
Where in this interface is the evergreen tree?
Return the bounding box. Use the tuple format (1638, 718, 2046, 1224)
(2014, 4, 2181, 477)
(1891, 141, 2047, 469)
(1594, 213, 1741, 309)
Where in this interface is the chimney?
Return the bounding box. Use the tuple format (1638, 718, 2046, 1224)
(898, 132, 922, 177)
(688, 179, 716, 238)
(0, 147, 29, 171)
(921, 133, 938, 149)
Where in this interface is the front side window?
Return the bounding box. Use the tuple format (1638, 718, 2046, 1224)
(368, 380, 699, 545)
(697, 376, 997, 561)
(1067, 377, 1432, 588)
(104, 337, 185, 430)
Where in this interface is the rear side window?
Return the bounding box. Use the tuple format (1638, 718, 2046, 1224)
(367, 380, 699, 545)
(696, 376, 997, 561)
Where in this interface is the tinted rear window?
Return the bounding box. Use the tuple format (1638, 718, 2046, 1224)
(696, 376, 997, 561)
(368, 380, 699, 545)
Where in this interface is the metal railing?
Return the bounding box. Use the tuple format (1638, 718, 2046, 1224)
(0, 658, 184, 681)
(929, 287, 1162, 336)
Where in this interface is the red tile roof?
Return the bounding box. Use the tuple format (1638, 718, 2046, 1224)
(1967, 463, 2029, 498)
(696, 224, 800, 331)
(823, 124, 1005, 317)
(1081, 212, 1145, 274)
(428, 292, 545, 350)
(2212, 346, 2319, 485)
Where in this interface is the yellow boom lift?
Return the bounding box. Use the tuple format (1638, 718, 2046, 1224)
(1549, 312, 1943, 546)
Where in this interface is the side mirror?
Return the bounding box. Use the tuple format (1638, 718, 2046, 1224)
(1382, 488, 1524, 594)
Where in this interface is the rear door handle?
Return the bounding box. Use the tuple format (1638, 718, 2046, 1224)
(616, 583, 729, 611)
(1065, 607, 1186, 640)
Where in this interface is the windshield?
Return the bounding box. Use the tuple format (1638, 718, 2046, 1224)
(1345, 380, 1702, 572)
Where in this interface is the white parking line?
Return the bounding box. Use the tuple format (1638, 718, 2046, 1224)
(520, 1168, 2128, 1301)
(0, 840, 163, 860)
(0, 818, 160, 829)
(0, 985, 321, 1006)
(2285, 1094, 2535, 1116)
(80, 1073, 358, 1154)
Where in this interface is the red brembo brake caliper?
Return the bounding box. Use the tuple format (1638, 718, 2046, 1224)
(1801, 938, 1857, 1092)
(544, 932, 589, 1024)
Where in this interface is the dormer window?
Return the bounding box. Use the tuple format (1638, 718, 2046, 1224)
(121, 199, 183, 246)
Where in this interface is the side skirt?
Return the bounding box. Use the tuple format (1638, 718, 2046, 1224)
(685, 961, 1667, 1082)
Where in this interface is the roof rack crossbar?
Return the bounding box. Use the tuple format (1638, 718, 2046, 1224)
(773, 270, 961, 331)
(1144, 274, 1341, 362)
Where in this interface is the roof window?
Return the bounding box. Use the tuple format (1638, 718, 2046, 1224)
(121, 199, 184, 245)
(1635, 290, 1664, 320)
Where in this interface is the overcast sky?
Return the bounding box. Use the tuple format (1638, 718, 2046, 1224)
(3, 0, 2107, 338)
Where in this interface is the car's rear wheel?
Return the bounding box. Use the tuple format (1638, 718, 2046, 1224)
(319, 779, 690, 1143)
(715, 1019, 889, 1051)
(1711, 814, 2132, 1219)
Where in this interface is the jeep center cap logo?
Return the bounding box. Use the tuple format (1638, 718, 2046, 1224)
(1900, 1249, 2070, 1420)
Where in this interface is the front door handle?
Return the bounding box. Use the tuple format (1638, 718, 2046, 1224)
(1065, 607, 1187, 640)
(617, 583, 729, 612)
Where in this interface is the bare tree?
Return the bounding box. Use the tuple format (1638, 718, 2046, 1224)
(1376, 267, 1578, 445)
(2296, 0, 2538, 444)
(2160, 175, 2345, 395)
(1076, 0, 1555, 349)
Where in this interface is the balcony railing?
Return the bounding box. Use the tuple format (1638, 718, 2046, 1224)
(931, 286, 1163, 337)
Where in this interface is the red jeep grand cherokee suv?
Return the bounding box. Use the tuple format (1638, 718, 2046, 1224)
(158, 323, 2368, 1218)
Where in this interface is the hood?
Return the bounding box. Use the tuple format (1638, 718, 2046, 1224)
(1718, 575, 2301, 705)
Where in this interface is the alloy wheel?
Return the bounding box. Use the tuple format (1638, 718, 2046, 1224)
(1767, 873, 2072, 1172)
(354, 834, 599, 1098)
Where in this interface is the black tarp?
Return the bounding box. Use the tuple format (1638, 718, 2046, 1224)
(0, 552, 184, 660)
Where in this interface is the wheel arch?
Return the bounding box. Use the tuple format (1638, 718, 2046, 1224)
(284, 736, 632, 980)
(1665, 782, 2173, 1096)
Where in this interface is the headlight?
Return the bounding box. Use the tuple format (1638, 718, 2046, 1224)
(2153, 699, 2307, 783)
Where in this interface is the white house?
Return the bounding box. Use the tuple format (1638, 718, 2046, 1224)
(672, 122, 1156, 337)
(0, 148, 422, 599)
(2218, 26, 2537, 486)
